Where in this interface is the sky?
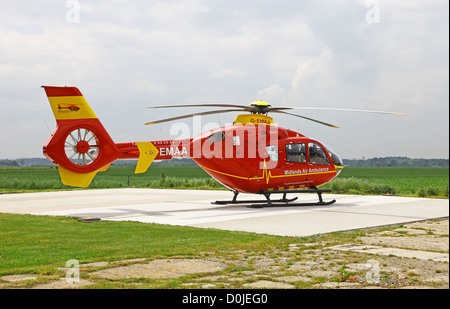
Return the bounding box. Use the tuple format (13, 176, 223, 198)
(0, 0, 448, 160)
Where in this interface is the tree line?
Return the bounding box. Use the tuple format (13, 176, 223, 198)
(342, 157, 449, 167)
(1, 157, 448, 168)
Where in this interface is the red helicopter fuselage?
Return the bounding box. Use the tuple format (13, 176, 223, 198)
(129, 114, 343, 194)
(193, 128, 342, 194)
(190, 120, 342, 193)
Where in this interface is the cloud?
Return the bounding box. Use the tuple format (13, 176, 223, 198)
(257, 84, 286, 105)
(0, 0, 448, 159)
(212, 68, 248, 78)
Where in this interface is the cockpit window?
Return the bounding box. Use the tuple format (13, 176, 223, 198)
(309, 142, 330, 165)
(286, 143, 307, 163)
(322, 144, 343, 167)
(265, 145, 278, 161)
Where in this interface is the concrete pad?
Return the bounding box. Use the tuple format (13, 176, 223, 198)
(1, 274, 38, 282)
(0, 188, 448, 237)
(32, 278, 93, 289)
(278, 275, 313, 283)
(361, 236, 449, 252)
(243, 280, 294, 289)
(330, 244, 449, 263)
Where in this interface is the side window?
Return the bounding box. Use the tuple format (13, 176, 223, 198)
(309, 142, 330, 165)
(285, 143, 306, 163)
(207, 131, 225, 143)
(265, 145, 278, 161)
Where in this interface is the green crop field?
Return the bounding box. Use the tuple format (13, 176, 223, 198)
(0, 166, 222, 192)
(321, 167, 449, 198)
(0, 165, 448, 198)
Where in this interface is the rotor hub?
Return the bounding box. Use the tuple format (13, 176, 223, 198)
(76, 140, 90, 154)
(249, 101, 271, 114)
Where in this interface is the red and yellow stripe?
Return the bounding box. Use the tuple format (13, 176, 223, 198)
(42, 86, 97, 120)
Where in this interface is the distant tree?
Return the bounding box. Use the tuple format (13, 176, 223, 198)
(0, 159, 19, 167)
(341, 157, 448, 167)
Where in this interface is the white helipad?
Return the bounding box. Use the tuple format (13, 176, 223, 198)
(0, 188, 448, 237)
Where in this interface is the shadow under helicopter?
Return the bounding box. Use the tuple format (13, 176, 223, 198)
(67, 198, 363, 221)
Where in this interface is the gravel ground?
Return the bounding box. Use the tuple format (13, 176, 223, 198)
(1, 218, 448, 289)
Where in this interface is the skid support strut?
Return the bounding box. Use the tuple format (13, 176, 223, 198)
(211, 191, 298, 205)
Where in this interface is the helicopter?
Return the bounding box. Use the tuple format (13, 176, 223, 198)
(41, 86, 405, 207)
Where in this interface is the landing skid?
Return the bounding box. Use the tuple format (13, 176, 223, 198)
(212, 191, 298, 205)
(212, 188, 336, 208)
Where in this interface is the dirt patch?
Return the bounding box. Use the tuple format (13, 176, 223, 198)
(361, 219, 449, 252)
(91, 259, 226, 280)
(406, 220, 448, 236)
(330, 244, 449, 262)
(361, 236, 448, 252)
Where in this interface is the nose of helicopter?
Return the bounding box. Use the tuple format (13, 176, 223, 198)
(324, 145, 344, 175)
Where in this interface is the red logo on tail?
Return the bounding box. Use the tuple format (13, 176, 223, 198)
(58, 104, 80, 111)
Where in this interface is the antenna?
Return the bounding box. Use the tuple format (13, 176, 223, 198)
(44, 121, 53, 135)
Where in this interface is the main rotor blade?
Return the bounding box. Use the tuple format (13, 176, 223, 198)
(145, 109, 244, 125)
(271, 110, 339, 128)
(148, 103, 254, 111)
(266, 107, 295, 112)
(289, 107, 407, 115)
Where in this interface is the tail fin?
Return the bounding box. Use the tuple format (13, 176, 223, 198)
(44, 86, 97, 120)
(42, 86, 124, 187)
(42, 86, 177, 188)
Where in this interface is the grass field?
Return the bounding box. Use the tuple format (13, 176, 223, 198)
(0, 165, 448, 198)
(0, 213, 284, 277)
(0, 211, 405, 288)
(0, 166, 448, 289)
(0, 213, 447, 289)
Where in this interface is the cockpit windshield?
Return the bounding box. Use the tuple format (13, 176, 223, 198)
(322, 143, 343, 167)
(309, 143, 331, 165)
